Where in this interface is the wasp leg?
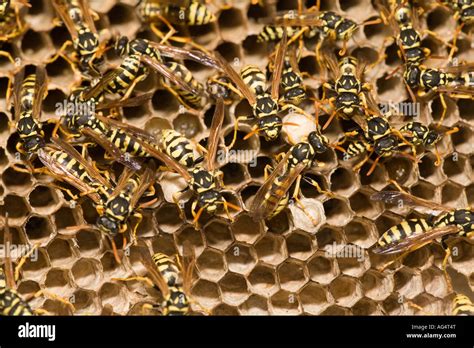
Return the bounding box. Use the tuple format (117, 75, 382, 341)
(14, 244, 39, 282)
(0, 50, 16, 65)
(161, 82, 201, 115)
(437, 93, 448, 127)
(191, 200, 204, 230)
(33, 290, 75, 313)
(131, 212, 143, 245)
(172, 190, 187, 220)
(449, 23, 465, 61)
(292, 175, 319, 226)
(120, 73, 148, 101)
(302, 176, 334, 197)
(112, 276, 155, 289)
(226, 115, 252, 150)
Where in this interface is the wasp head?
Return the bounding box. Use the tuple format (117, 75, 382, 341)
(258, 115, 282, 141)
(115, 36, 130, 57)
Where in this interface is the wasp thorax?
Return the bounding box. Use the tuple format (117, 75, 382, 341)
(96, 216, 120, 235)
(254, 94, 278, 117)
(308, 131, 329, 153)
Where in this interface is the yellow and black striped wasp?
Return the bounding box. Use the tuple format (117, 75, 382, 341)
(319, 52, 372, 130)
(114, 242, 207, 316)
(214, 32, 302, 148)
(130, 99, 240, 228)
(1, 213, 74, 315)
(337, 93, 417, 175)
(11, 65, 48, 160)
(206, 73, 242, 105)
(95, 162, 157, 244)
(0, 0, 28, 42)
(1, 213, 34, 316)
(452, 294, 474, 315)
(136, 0, 216, 51)
(371, 188, 473, 273)
(51, 0, 107, 77)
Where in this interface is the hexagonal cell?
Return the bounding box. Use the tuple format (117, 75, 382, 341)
(211, 303, 240, 315)
(285, 230, 314, 261)
(298, 281, 331, 315)
(320, 304, 352, 315)
(218, 272, 249, 306)
(349, 190, 381, 219)
(154, 203, 183, 234)
(421, 267, 450, 298)
(265, 211, 291, 235)
(231, 213, 264, 244)
(98, 282, 130, 314)
(277, 260, 307, 293)
(72, 289, 101, 315)
(196, 248, 227, 282)
(384, 157, 417, 187)
(44, 268, 73, 297)
(71, 258, 102, 290)
(337, 251, 370, 278)
(203, 220, 234, 251)
(192, 279, 221, 310)
(215, 41, 242, 67)
(316, 225, 344, 249)
(330, 167, 358, 197)
(173, 113, 202, 139)
(443, 154, 470, 186)
(394, 267, 424, 300)
(323, 198, 353, 226)
(21, 248, 50, 282)
(408, 293, 445, 315)
(440, 181, 465, 208)
(175, 226, 205, 254)
(75, 229, 102, 257)
(382, 293, 405, 315)
(53, 206, 82, 235)
(239, 293, 269, 315)
(2, 166, 33, 194)
(449, 239, 474, 277)
(344, 218, 378, 249)
(3, 194, 30, 223)
(218, 7, 246, 42)
(352, 297, 383, 315)
(270, 289, 301, 315)
(361, 270, 393, 301)
(21, 30, 50, 60)
(254, 234, 287, 266)
(307, 254, 339, 285)
(418, 153, 446, 185)
(28, 185, 61, 215)
(225, 243, 257, 275)
(101, 251, 127, 279)
(24, 215, 55, 245)
(247, 264, 278, 297)
(329, 276, 363, 308)
(221, 163, 247, 188)
(47, 238, 76, 267)
(152, 89, 179, 116)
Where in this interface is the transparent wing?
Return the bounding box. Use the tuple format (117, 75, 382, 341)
(96, 92, 154, 110)
(146, 41, 219, 69)
(206, 98, 224, 172)
(77, 0, 98, 34)
(31, 66, 48, 122)
(371, 191, 452, 215)
(137, 245, 170, 297)
(12, 66, 25, 121)
(3, 213, 16, 289)
(271, 29, 287, 100)
(130, 163, 156, 209)
(179, 240, 196, 295)
(214, 51, 256, 105)
(51, 0, 79, 41)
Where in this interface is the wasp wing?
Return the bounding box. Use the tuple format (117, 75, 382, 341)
(51, 0, 79, 41)
(146, 41, 219, 69)
(206, 98, 224, 172)
(271, 29, 287, 101)
(2, 214, 16, 289)
(371, 190, 452, 215)
(137, 245, 170, 298)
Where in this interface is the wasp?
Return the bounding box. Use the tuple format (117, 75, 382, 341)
(11, 65, 48, 160)
(320, 53, 371, 130)
(214, 32, 302, 148)
(337, 93, 417, 175)
(51, 0, 107, 77)
(437, 0, 474, 59)
(96, 162, 157, 243)
(250, 134, 333, 224)
(258, 7, 380, 59)
(206, 73, 242, 105)
(452, 294, 474, 315)
(133, 99, 239, 228)
(371, 189, 473, 273)
(114, 243, 207, 315)
(137, 0, 216, 51)
(0, 0, 28, 42)
(399, 121, 459, 165)
(0, 214, 33, 316)
(1, 214, 73, 315)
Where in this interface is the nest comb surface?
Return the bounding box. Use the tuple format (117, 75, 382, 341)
(0, 0, 472, 316)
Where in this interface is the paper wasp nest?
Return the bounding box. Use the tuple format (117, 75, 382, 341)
(0, 0, 472, 315)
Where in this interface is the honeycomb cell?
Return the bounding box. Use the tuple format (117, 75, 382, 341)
(173, 113, 202, 138)
(175, 226, 205, 253)
(152, 89, 180, 116)
(21, 248, 50, 282)
(384, 157, 417, 187)
(221, 163, 247, 187)
(98, 282, 129, 314)
(47, 238, 76, 267)
(53, 206, 82, 235)
(3, 194, 30, 223)
(28, 185, 61, 215)
(218, 272, 249, 306)
(2, 166, 33, 194)
(71, 258, 102, 290)
(239, 294, 269, 315)
(443, 154, 470, 186)
(248, 264, 278, 297)
(440, 181, 465, 208)
(315, 225, 344, 249)
(192, 278, 222, 310)
(277, 260, 307, 293)
(361, 270, 393, 301)
(307, 254, 340, 285)
(107, 4, 140, 36)
(394, 267, 424, 300)
(344, 218, 378, 249)
(329, 276, 363, 308)
(44, 268, 74, 297)
(72, 289, 101, 315)
(320, 305, 351, 315)
(330, 167, 358, 197)
(196, 248, 227, 282)
(285, 230, 314, 261)
(75, 229, 103, 257)
(421, 268, 450, 298)
(154, 203, 183, 234)
(255, 234, 287, 266)
(203, 220, 234, 251)
(349, 190, 381, 219)
(21, 30, 51, 61)
(457, 99, 474, 122)
(323, 198, 353, 226)
(212, 303, 240, 315)
(352, 297, 383, 315)
(270, 289, 301, 315)
(24, 215, 55, 245)
(218, 8, 246, 42)
(231, 213, 264, 244)
(225, 243, 257, 275)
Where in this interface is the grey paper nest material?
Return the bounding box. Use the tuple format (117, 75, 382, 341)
(0, 0, 472, 315)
